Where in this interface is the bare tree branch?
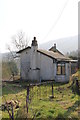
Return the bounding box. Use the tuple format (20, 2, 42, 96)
(11, 31, 29, 51)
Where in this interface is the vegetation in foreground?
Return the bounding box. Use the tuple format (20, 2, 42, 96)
(72, 70, 80, 81)
(1, 76, 80, 119)
(2, 61, 18, 80)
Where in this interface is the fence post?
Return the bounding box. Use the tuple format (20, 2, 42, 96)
(52, 83, 54, 98)
(26, 85, 29, 114)
(76, 79, 79, 94)
(11, 103, 14, 120)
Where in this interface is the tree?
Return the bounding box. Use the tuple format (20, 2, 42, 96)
(2, 61, 18, 79)
(66, 50, 78, 60)
(6, 31, 29, 58)
(6, 31, 29, 77)
(8, 60, 18, 75)
(12, 31, 29, 51)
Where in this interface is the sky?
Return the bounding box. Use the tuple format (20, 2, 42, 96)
(0, 0, 78, 53)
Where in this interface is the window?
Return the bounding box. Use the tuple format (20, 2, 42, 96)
(57, 63, 65, 75)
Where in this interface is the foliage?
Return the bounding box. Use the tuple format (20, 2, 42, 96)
(67, 50, 78, 59)
(72, 70, 80, 80)
(71, 70, 80, 95)
(69, 56, 78, 60)
(8, 60, 18, 75)
(2, 80, 80, 119)
(2, 61, 18, 79)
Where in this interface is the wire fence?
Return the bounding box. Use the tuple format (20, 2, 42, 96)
(2, 78, 80, 119)
(25, 81, 54, 119)
(2, 81, 54, 119)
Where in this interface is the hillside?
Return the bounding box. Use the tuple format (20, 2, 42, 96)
(39, 36, 78, 54)
(0, 36, 78, 59)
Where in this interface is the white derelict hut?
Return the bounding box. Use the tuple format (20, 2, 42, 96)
(17, 37, 72, 83)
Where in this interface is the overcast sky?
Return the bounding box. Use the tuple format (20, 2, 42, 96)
(0, 0, 78, 53)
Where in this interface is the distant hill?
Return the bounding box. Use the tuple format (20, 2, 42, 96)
(39, 36, 78, 55)
(0, 35, 78, 73)
(2, 51, 17, 62)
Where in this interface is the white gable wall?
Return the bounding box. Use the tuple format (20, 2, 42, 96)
(20, 49, 30, 80)
(39, 53, 54, 80)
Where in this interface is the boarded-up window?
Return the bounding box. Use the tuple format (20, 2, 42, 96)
(57, 63, 65, 75)
(57, 64, 61, 74)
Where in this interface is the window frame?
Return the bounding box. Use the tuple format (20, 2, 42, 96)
(56, 62, 66, 75)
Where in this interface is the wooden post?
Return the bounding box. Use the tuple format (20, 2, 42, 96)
(11, 103, 14, 120)
(26, 85, 29, 114)
(6, 102, 12, 120)
(76, 79, 79, 94)
(52, 83, 54, 98)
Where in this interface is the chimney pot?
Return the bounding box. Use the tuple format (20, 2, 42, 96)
(34, 37, 36, 41)
(31, 36, 38, 46)
(54, 43, 56, 48)
(54, 43, 56, 52)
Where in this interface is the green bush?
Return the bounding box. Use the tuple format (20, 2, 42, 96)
(2, 60, 18, 79)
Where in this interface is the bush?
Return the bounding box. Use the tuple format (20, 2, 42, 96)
(55, 113, 65, 120)
(2, 61, 18, 79)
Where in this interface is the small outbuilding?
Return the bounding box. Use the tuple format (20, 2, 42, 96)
(17, 37, 72, 83)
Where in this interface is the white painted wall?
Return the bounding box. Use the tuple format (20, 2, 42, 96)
(53, 63, 57, 80)
(29, 45, 40, 81)
(66, 63, 71, 81)
(20, 49, 30, 80)
(30, 46, 38, 69)
(20, 46, 70, 82)
(39, 54, 54, 80)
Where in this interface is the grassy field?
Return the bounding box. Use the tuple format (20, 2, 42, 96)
(1, 79, 80, 119)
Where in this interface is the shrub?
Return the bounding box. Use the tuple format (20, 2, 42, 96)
(2, 61, 18, 79)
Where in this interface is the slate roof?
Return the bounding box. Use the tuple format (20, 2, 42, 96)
(17, 46, 70, 61)
(17, 46, 31, 53)
(49, 46, 64, 55)
(37, 49, 70, 61)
